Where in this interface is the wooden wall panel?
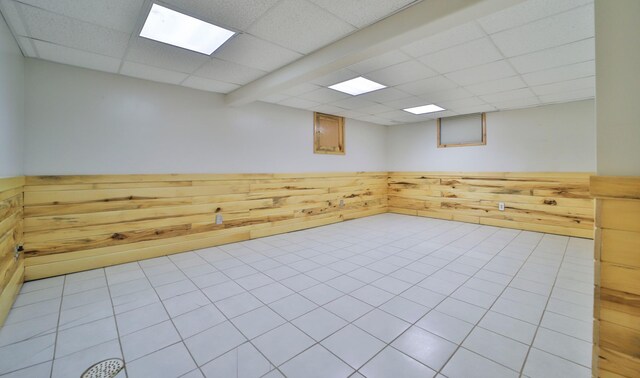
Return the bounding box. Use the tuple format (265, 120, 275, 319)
(22, 173, 388, 280)
(0, 177, 25, 326)
(592, 176, 640, 378)
(388, 172, 594, 238)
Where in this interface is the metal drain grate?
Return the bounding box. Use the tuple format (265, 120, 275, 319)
(81, 358, 124, 378)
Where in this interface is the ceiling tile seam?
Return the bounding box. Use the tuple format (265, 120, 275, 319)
(481, 2, 594, 37)
(530, 76, 596, 94)
(313, 0, 423, 30)
(19, 36, 129, 61)
(516, 55, 595, 77)
(12, 0, 135, 36)
(119, 0, 153, 74)
(521, 60, 596, 86)
(241, 0, 327, 55)
(233, 0, 285, 36)
(401, 33, 486, 60)
(474, 19, 542, 105)
(0, 0, 38, 58)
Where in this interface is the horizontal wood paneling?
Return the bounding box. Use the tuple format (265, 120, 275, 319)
(23, 173, 387, 280)
(388, 172, 594, 238)
(0, 177, 25, 326)
(592, 175, 640, 378)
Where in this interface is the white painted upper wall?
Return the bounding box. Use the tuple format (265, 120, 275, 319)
(24, 59, 387, 175)
(386, 100, 596, 172)
(0, 13, 24, 177)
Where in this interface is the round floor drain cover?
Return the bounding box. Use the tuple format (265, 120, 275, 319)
(81, 358, 124, 378)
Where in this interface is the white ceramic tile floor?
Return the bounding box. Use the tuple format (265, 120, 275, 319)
(0, 214, 594, 377)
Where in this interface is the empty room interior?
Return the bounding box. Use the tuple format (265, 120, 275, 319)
(0, 0, 639, 377)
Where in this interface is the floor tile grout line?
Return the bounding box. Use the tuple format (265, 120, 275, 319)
(168, 218, 476, 373)
(135, 261, 207, 377)
(347, 225, 507, 375)
(353, 226, 524, 376)
(0, 215, 594, 377)
(518, 236, 579, 375)
(166, 249, 289, 376)
(102, 267, 130, 378)
(433, 230, 552, 376)
(48, 274, 66, 378)
(259, 221, 489, 373)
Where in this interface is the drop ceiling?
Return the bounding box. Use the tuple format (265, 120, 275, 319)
(0, 0, 595, 125)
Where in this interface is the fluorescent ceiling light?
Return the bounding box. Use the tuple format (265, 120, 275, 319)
(403, 104, 446, 115)
(328, 77, 386, 96)
(140, 4, 235, 55)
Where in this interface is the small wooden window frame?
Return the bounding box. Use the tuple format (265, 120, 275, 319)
(437, 112, 487, 148)
(314, 112, 345, 155)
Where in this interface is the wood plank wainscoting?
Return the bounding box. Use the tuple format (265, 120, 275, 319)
(0, 177, 25, 325)
(22, 173, 387, 280)
(388, 172, 594, 238)
(591, 176, 640, 378)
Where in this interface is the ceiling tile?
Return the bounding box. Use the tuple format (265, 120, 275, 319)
(337, 109, 367, 119)
(396, 75, 459, 96)
(182, 76, 240, 94)
(420, 38, 503, 74)
(125, 37, 210, 73)
(445, 60, 516, 86)
(465, 76, 527, 95)
(261, 93, 290, 104)
(247, 0, 355, 54)
(311, 104, 348, 115)
(378, 109, 427, 123)
(538, 87, 594, 103)
(401, 21, 485, 58)
(0, 0, 28, 35)
(280, 83, 321, 97)
(330, 97, 377, 110)
(490, 4, 594, 57)
(358, 103, 395, 115)
(365, 60, 436, 87)
(348, 50, 411, 74)
(531, 76, 595, 96)
(299, 88, 351, 103)
(194, 58, 266, 85)
(214, 34, 302, 72)
(438, 97, 487, 112)
(492, 96, 541, 110)
(384, 96, 430, 110)
(419, 88, 475, 103)
(357, 87, 411, 103)
(352, 114, 387, 124)
(32, 39, 121, 73)
(522, 60, 594, 86)
(311, 68, 359, 86)
(308, 0, 416, 28)
(480, 88, 536, 103)
(452, 104, 497, 115)
(478, 0, 592, 34)
(164, 0, 280, 30)
(120, 61, 188, 85)
(17, 0, 144, 33)
(278, 97, 320, 109)
(17, 3, 130, 58)
(509, 38, 594, 74)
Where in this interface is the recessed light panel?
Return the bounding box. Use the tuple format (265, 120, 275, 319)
(140, 4, 235, 55)
(328, 77, 386, 96)
(403, 104, 446, 114)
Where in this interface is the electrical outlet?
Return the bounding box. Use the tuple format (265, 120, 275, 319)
(215, 214, 223, 224)
(339, 199, 345, 208)
(498, 202, 505, 211)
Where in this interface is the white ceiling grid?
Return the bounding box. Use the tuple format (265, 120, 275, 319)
(0, 0, 596, 125)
